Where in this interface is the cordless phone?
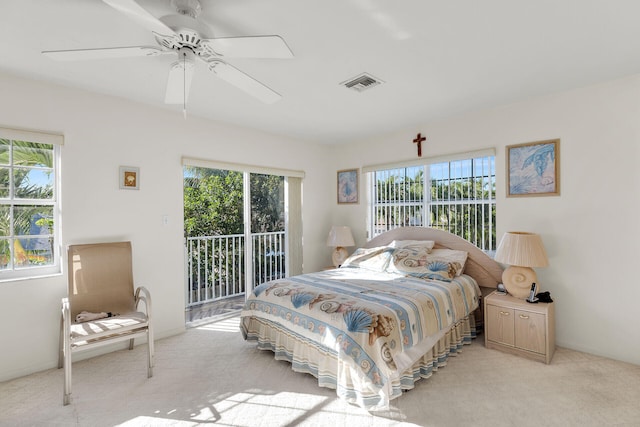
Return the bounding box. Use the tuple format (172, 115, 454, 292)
(526, 283, 538, 303)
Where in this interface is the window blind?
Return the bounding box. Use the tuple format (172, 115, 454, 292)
(0, 127, 64, 146)
(182, 157, 304, 179)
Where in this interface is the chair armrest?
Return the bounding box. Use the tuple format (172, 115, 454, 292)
(58, 298, 70, 369)
(134, 286, 152, 316)
(61, 297, 71, 337)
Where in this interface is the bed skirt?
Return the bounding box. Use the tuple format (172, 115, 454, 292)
(241, 314, 477, 410)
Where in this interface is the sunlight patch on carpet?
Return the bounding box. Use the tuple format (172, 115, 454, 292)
(197, 316, 241, 332)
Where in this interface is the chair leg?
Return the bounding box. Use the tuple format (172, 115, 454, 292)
(58, 316, 64, 369)
(128, 338, 134, 351)
(63, 336, 72, 405)
(147, 326, 154, 378)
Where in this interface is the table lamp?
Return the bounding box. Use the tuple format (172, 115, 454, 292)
(494, 231, 549, 299)
(326, 226, 355, 267)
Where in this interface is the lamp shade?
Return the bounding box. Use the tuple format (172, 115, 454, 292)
(495, 231, 548, 299)
(327, 226, 355, 267)
(326, 226, 355, 248)
(494, 232, 549, 267)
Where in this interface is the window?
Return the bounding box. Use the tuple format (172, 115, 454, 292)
(0, 128, 61, 280)
(366, 151, 496, 252)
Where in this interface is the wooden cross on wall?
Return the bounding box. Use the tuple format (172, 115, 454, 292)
(413, 133, 426, 157)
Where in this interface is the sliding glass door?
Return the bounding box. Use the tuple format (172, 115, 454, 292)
(184, 165, 296, 308)
(246, 172, 285, 290)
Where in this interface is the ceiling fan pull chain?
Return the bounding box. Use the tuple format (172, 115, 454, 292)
(183, 50, 187, 119)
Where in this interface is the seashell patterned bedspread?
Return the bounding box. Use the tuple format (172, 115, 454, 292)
(240, 267, 480, 409)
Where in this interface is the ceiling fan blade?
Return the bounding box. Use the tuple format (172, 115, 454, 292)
(201, 36, 293, 59)
(165, 51, 195, 104)
(102, 0, 176, 36)
(42, 46, 170, 61)
(208, 61, 282, 104)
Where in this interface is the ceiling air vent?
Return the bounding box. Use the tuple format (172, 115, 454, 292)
(340, 73, 384, 92)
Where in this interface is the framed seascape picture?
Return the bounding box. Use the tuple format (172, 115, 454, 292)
(506, 139, 560, 197)
(337, 169, 358, 204)
(119, 166, 140, 190)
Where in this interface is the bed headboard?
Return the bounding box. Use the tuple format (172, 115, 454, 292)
(364, 227, 503, 292)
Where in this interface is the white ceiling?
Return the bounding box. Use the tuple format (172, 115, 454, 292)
(2, 0, 640, 144)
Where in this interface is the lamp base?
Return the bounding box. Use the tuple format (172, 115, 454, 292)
(332, 246, 348, 267)
(502, 266, 537, 299)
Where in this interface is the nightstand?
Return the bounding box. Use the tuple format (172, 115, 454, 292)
(484, 291, 555, 364)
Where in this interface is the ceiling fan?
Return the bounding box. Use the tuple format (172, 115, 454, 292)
(42, 0, 293, 105)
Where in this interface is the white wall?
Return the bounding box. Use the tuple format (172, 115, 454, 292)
(2, 70, 639, 382)
(331, 74, 640, 365)
(0, 72, 334, 381)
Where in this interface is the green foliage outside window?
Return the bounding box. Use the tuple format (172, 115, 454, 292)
(184, 168, 244, 238)
(0, 139, 55, 271)
(372, 157, 496, 252)
(183, 166, 285, 298)
(183, 167, 284, 238)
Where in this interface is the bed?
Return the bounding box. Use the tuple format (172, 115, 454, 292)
(240, 227, 503, 410)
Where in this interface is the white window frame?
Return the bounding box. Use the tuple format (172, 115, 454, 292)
(364, 149, 496, 252)
(0, 127, 62, 281)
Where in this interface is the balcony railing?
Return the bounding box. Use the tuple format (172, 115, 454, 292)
(186, 231, 286, 307)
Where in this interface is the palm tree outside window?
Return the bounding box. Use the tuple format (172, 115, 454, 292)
(0, 132, 60, 280)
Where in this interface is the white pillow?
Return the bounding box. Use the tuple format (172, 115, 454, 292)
(388, 240, 435, 253)
(341, 246, 393, 272)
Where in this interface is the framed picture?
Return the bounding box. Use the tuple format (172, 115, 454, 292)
(119, 166, 140, 190)
(337, 169, 358, 204)
(506, 139, 560, 197)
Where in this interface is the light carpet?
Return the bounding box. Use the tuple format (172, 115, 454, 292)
(2, 313, 640, 427)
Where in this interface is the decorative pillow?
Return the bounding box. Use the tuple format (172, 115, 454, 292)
(388, 240, 435, 253)
(340, 246, 393, 272)
(386, 248, 468, 281)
